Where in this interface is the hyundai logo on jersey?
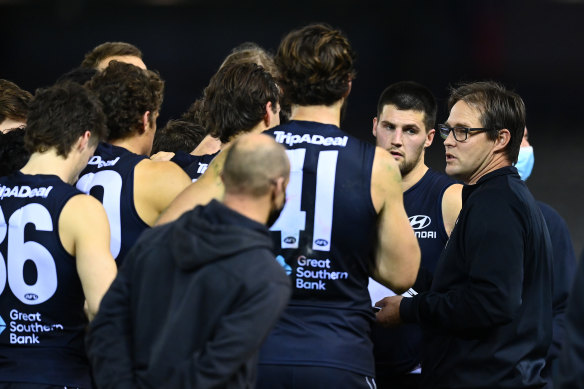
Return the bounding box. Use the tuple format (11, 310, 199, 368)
(409, 215, 431, 230)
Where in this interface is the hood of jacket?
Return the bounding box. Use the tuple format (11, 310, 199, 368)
(168, 199, 273, 271)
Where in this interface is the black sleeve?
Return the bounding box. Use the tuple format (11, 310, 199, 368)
(539, 203, 577, 361)
(558, 259, 584, 389)
(86, 258, 137, 389)
(158, 270, 291, 389)
(401, 192, 524, 334)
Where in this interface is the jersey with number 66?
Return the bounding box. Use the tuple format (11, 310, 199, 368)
(0, 172, 92, 387)
(77, 142, 148, 266)
(260, 120, 378, 377)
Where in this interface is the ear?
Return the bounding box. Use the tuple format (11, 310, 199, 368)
(372, 117, 378, 138)
(273, 176, 287, 197)
(425, 129, 435, 148)
(342, 79, 352, 98)
(263, 101, 279, 129)
(78, 130, 92, 151)
(142, 111, 151, 134)
(494, 129, 511, 151)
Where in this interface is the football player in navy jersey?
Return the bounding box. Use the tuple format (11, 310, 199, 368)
(77, 61, 191, 265)
(368, 81, 462, 388)
(151, 43, 282, 178)
(0, 82, 116, 388)
(156, 25, 420, 389)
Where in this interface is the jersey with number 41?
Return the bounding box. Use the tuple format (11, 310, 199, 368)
(261, 120, 378, 376)
(0, 173, 91, 387)
(77, 142, 148, 266)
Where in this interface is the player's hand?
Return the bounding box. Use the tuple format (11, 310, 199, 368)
(150, 151, 175, 161)
(375, 295, 403, 327)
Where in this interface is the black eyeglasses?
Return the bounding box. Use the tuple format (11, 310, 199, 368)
(437, 124, 496, 142)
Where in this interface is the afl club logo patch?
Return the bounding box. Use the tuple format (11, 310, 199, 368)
(314, 239, 328, 247)
(283, 236, 296, 244)
(409, 215, 431, 230)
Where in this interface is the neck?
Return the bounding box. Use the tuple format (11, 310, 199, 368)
(222, 192, 269, 225)
(402, 163, 429, 192)
(20, 151, 79, 184)
(466, 153, 510, 185)
(111, 135, 150, 156)
(290, 99, 344, 127)
(191, 135, 222, 156)
(221, 123, 267, 150)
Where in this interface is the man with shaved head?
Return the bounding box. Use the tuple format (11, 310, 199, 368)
(87, 133, 292, 389)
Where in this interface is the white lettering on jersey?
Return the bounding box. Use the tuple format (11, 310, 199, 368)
(273, 131, 348, 148)
(0, 186, 53, 200)
(87, 156, 120, 169)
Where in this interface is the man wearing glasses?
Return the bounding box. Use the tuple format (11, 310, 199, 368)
(376, 81, 554, 389)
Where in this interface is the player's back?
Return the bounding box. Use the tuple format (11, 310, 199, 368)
(0, 172, 91, 387)
(261, 120, 378, 376)
(77, 142, 148, 265)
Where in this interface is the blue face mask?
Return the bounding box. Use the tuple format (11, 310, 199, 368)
(515, 146, 534, 181)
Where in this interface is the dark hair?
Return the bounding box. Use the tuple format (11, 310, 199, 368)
(0, 79, 32, 124)
(180, 98, 208, 132)
(221, 42, 280, 79)
(203, 62, 279, 144)
(56, 67, 98, 86)
(0, 128, 30, 176)
(221, 42, 291, 124)
(25, 82, 107, 157)
(87, 61, 164, 141)
(151, 119, 206, 154)
(377, 81, 437, 132)
(81, 42, 143, 69)
(275, 23, 356, 106)
(448, 81, 525, 163)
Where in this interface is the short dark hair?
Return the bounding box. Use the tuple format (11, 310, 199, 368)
(448, 81, 525, 163)
(0, 79, 32, 124)
(203, 62, 279, 144)
(377, 81, 437, 132)
(25, 82, 107, 157)
(87, 61, 164, 142)
(275, 23, 356, 106)
(180, 98, 208, 133)
(0, 128, 30, 176)
(151, 119, 206, 154)
(81, 42, 143, 69)
(56, 67, 98, 86)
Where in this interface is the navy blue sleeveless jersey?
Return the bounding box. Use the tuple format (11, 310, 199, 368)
(171, 150, 219, 181)
(259, 120, 378, 376)
(0, 173, 91, 387)
(77, 142, 149, 266)
(369, 169, 456, 377)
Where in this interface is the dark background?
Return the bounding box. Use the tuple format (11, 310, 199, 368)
(1, 0, 582, 256)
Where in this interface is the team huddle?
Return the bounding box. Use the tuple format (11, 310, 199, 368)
(0, 23, 581, 389)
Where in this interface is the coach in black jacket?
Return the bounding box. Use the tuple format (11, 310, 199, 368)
(376, 82, 554, 389)
(86, 133, 291, 389)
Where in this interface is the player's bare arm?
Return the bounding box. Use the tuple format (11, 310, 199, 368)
(155, 147, 228, 226)
(134, 159, 192, 226)
(59, 194, 117, 320)
(441, 183, 463, 236)
(370, 147, 420, 294)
